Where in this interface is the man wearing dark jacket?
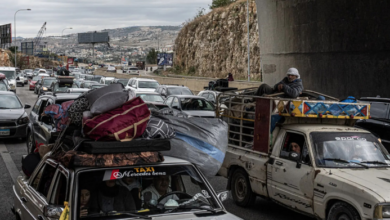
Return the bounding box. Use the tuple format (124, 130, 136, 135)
(256, 68, 304, 98)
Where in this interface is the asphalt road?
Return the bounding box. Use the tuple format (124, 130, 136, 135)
(0, 85, 314, 220)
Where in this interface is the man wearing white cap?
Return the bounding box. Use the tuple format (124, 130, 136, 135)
(255, 67, 304, 98)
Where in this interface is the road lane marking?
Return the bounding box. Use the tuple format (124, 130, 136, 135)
(0, 142, 22, 183)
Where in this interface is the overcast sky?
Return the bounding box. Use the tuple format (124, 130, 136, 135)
(2, 0, 211, 38)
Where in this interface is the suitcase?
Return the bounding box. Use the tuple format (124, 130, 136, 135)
(77, 139, 171, 154)
(83, 97, 150, 141)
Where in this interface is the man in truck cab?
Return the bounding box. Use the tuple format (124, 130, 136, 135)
(255, 67, 304, 98)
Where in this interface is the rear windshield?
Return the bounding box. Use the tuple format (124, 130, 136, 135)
(137, 94, 164, 103)
(168, 88, 193, 95)
(43, 79, 56, 86)
(180, 98, 215, 111)
(117, 80, 128, 86)
(138, 81, 159, 89)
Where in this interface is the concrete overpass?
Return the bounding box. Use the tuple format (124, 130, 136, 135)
(255, 0, 390, 98)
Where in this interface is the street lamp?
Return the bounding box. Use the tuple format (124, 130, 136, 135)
(62, 27, 72, 57)
(247, 0, 250, 82)
(14, 8, 31, 80)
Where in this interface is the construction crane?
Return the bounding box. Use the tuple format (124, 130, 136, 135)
(33, 22, 46, 54)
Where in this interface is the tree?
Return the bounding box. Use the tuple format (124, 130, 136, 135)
(8, 46, 18, 54)
(146, 49, 158, 64)
(210, 0, 236, 9)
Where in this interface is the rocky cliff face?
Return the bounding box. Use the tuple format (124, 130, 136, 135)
(174, 0, 260, 80)
(0, 49, 10, 66)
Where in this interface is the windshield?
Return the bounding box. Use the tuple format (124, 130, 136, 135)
(32, 76, 41, 81)
(168, 88, 193, 95)
(181, 99, 215, 111)
(90, 77, 102, 83)
(43, 79, 56, 86)
(137, 94, 164, 103)
(138, 81, 159, 89)
(312, 132, 390, 168)
(104, 79, 114, 85)
(0, 95, 22, 109)
(117, 80, 128, 86)
(130, 68, 138, 71)
(76, 165, 219, 219)
(0, 70, 16, 80)
(0, 83, 7, 91)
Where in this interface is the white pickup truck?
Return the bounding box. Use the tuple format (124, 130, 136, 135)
(217, 90, 390, 220)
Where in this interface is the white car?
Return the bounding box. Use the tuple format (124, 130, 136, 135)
(107, 65, 116, 72)
(100, 77, 116, 85)
(125, 78, 160, 93)
(16, 74, 25, 87)
(127, 67, 140, 75)
(0, 66, 18, 92)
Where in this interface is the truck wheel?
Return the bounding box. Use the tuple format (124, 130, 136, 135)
(27, 132, 35, 154)
(231, 168, 256, 207)
(328, 202, 361, 220)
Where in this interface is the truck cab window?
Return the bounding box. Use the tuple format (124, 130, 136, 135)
(280, 132, 307, 162)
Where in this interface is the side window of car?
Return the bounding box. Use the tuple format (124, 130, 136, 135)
(165, 97, 173, 106)
(162, 88, 167, 96)
(172, 98, 180, 108)
(33, 99, 43, 114)
(49, 170, 68, 205)
(30, 163, 57, 198)
(279, 132, 309, 164)
(38, 99, 49, 117)
(208, 93, 215, 101)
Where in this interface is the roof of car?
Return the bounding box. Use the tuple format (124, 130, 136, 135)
(0, 91, 16, 95)
(49, 93, 80, 100)
(159, 85, 188, 88)
(0, 67, 16, 70)
(360, 97, 390, 103)
(134, 78, 158, 82)
(283, 124, 371, 134)
(136, 92, 160, 95)
(72, 156, 192, 171)
(168, 95, 206, 99)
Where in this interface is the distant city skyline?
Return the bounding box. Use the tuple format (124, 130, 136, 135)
(3, 0, 210, 38)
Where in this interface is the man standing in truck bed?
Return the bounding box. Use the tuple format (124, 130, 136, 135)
(256, 68, 304, 98)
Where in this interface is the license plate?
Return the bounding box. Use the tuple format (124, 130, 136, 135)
(0, 129, 10, 136)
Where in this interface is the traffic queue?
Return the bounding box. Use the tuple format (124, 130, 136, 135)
(1, 65, 390, 220)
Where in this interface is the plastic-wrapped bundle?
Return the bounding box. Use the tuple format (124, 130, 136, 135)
(154, 115, 228, 177)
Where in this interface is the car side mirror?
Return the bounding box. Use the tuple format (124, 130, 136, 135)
(217, 191, 229, 202)
(24, 104, 31, 109)
(43, 205, 63, 219)
(289, 152, 301, 168)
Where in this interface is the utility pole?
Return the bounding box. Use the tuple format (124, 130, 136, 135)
(247, 0, 251, 82)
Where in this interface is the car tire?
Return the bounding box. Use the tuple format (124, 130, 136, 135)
(26, 131, 35, 154)
(231, 168, 256, 207)
(328, 202, 361, 220)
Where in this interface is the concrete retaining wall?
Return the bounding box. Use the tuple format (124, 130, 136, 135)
(256, 0, 390, 98)
(98, 72, 262, 93)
